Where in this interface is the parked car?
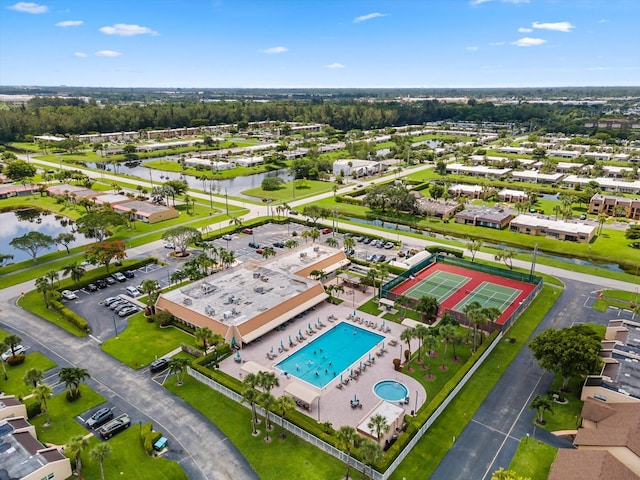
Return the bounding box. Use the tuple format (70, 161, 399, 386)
(112, 272, 126, 283)
(273, 241, 285, 248)
(355, 236, 364, 243)
(256, 248, 264, 255)
(579, 214, 587, 220)
(344, 248, 355, 256)
(149, 358, 170, 373)
(377, 254, 387, 263)
(118, 306, 138, 317)
(384, 242, 395, 249)
(85, 283, 98, 292)
(114, 303, 132, 314)
(98, 414, 131, 439)
(248, 241, 260, 249)
(105, 276, 116, 285)
(124, 270, 135, 278)
(61, 290, 78, 300)
(321, 228, 332, 234)
(1, 344, 25, 361)
(103, 297, 119, 307)
(289, 210, 299, 215)
(362, 237, 372, 244)
(164, 243, 175, 249)
(109, 300, 129, 311)
(95, 279, 108, 289)
(86, 407, 114, 429)
(242, 228, 253, 234)
(125, 286, 141, 297)
(222, 234, 233, 241)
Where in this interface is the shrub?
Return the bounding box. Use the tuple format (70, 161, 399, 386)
(154, 310, 173, 327)
(7, 354, 25, 366)
(26, 402, 41, 419)
(140, 422, 163, 455)
(180, 343, 203, 358)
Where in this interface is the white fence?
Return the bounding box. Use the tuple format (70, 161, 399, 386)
(188, 331, 502, 480)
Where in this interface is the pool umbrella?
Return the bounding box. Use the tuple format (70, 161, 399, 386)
(288, 335, 292, 344)
(360, 361, 363, 370)
(353, 310, 356, 317)
(368, 353, 372, 361)
(350, 368, 354, 376)
(280, 340, 285, 349)
(317, 317, 321, 325)
(308, 322, 312, 331)
(236, 351, 241, 360)
(382, 341, 385, 349)
(381, 320, 385, 327)
(340, 373, 343, 383)
(271, 346, 274, 353)
(353, 393, 358, 403)
(231, 336, 236, 346)
(299, 329, 303, 337)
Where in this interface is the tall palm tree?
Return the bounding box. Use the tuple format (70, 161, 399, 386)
(343, 236, 356, 252)
(194, 327, 217, 352)
(310, 269, 326, 284)
(336, 426, 359, 480)
(415, 295, 440, 323)
(400, 328, 414, 363)
(242, 387, 260, 434)
(45, 269, 60, 286)
(140, 279, 161, 315)
(261, 246, 277, 260)
(413, 324, 429, 362)
(258, 391, 275, 435)
(326, 237, 339, 248)
(90, 443, 112, 480)
(3, 334, 22, 359)
(463, 302, 486, 353)
(59, 367, 91, 401)
(274, 395, 296, 426)
(169, 357, 191, 385)
(359, 438, 383, 480)
(530, 394, 554, 424)
(423, 332, 439, 371)
(35, 277, 53, 308)
(257, 371, 279, 394)
(33, 383, 53, 425)
(439, 324, 456, 358)
(367, 414, 390, 442)
(62, 262, 86, 285)
(395, 295, 411, 319)
(66, 435, 90, 476)
(23, 368, 43, 388)
(375, 264, 389, 298)
(308, 227, 320, 243)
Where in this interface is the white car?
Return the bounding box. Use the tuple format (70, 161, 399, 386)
(61, 290, 78, 300)
(2, 345, 25, 361)
(164, 243, 175, 249)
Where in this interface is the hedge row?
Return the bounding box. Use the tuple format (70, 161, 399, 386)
(49, 296, 90, 333)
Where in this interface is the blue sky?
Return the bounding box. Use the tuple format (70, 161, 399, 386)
(1, 0, 638, 88)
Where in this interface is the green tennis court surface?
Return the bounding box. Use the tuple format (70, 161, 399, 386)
(453, 281, 522, 312)
(403, 270, 471, 303)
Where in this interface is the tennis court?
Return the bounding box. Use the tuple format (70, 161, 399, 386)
(402, 270, 471, 303)
(453, 281, 522, 313)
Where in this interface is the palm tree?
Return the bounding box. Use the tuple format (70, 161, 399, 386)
(0, 339, 8, 380)
(375, 264, 389, 298)
(343, 236, 356, 252)
(284, 239, 298, 249)
(308, 227, 320, 243)
(400, 328, 414, 363)
(229, 216, 243, 231)
(58, 367, 90, 401)
(439, 324, 456, 357)
(169, 357, 191, 385)
(336, 426, 359, 480)
(463, 302, 485, 353)
(257, 370, 279, 394)
(310, 269, 326, 284)
(242, 373, 260, 433)
(359, 438, 383, 480)
(261, 246, 277, 260)
(415, 295, 440, 323)
(530, 394, 554, 424)
(494, 248, 516, 270)
(194, 327, 217, 352)
(423, 332, 439, 372)
(395, 295, 411, 319)
(33, 383, 53, 425)
(367, 414, 390, 442)
(62, 262, 86, 285)
(35, 277, 53, 308)
(140, 279, 161, 315)
(413, 324, 429, 362)
(90, 443, 112, 480)
(326, 237, 339, 248)
(45, 269, 60, 286)
(66, 435, 90, 476)
(23, 368, 43, 388)
(274, 395, 296, 426)
(3, 334, 22, 359)
(467, 239, 483, 262)
(258, 391, 275, 435)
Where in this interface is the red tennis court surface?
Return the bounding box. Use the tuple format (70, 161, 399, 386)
(390, 262, 536, 326)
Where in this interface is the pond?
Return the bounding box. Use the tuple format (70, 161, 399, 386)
(83, 159, 294, 198)
(0, 210, 93, 264)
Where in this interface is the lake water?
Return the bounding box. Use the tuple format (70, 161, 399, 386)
(0, 210, 92, 264)
(84, 159, 294, 198)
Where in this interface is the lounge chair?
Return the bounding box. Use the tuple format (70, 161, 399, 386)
(282, 345, 289, 352)
(388, 339, 398, 347)
(384, 326, 391, 333)
(378, 324, 384, 331)
(289, 341, 297, 348)
(336, 383, 344, 390)
(319, 321, 326, 327)
(342, 378, 350, 385)
(364, 360, 372, 366)
(375, 351, 383, 358)
(371, 323, 378, 329)
(358, 318, 364, 324)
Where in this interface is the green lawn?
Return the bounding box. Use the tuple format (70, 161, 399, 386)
(242, 179, 335, 202)
(391, 285, 560, 479)
(0, 352, 57, 398)
(18, 290, 87, 337)
(31, 384, 106, 445)
(101, 313, 195, 368)
(166, 375, 346, 480)
(144, 158, 291, 180)
(535, 376, 585, 433)
(73, 428, 188, 480)
(507, 438, 557, 480)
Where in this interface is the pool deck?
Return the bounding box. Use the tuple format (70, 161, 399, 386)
(222, 286, 427, 430)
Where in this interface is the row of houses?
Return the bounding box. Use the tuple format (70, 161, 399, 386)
(45, 184, 180, 224)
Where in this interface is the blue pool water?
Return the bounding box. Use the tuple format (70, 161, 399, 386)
(275, 322, 385, 389)
(374, 380, 408, 402)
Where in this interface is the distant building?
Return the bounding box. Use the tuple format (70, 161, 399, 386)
(509, 214, 596, 243)
(0, 395, 27, 421)
(0, 416, 72, 480)
(92, 193, 132, 206)
(332, 159, 384, 178)
(113, 200, 180, 224)
(0, 184, 40, 199)
(45, 184, 100, 199)
(589, 194, 640, 220)
(448, 184, 488, 199)
(510, 170, 565, 184)
(445, 163, 511, 179)
(563, 176, 640, 194)
(497, 188, 528, 203)
(455, 207, 515, 229)
(413, 194, 460, 220)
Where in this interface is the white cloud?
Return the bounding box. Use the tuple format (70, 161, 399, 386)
(56, 20, 83, 27)
(263, 46, 287, 54)
(597, 19, 608, 24)
(518, 27, 532, 33)
(95, 50, 121, 57)
(489, 41, 505, 46)
(99, 23, 158, 36)
(353, 12, 386, 23)
(471, 0, 529, 6)
(325, 62, 345, 69)
(466, 46, 479, 52)
(7, 2, 48, 13)
(511, 37, 547, 47)
(73, 52, 87, 58)
(532, 21, 574, 32)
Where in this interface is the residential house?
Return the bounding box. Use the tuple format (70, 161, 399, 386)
(589, 194, 640, 220)
(455, 207, 515, 229)
(509, 214, 596, 243)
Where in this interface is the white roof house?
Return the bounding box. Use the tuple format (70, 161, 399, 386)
(184, 157, 234, 170)
(332, 159, 383, 178)
(498, 189, 528, 201)
(234, 156, 265, 167)
(562, 176, 640, 194)
(510, 171, 565, 183)
(445, 164, 511, 178)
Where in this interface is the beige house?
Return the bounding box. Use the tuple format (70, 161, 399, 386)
(509, 215, 596, 243)
(113, 200, 180, 224)
(0, 417, 72, 480)
(589, 194, 640, 220)
(156, 245, 349, 346)
(0, 395, 27, 421)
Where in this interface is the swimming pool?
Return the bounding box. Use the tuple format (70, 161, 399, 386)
(374, 380, 408, 402)
(275, 322, 385, 388)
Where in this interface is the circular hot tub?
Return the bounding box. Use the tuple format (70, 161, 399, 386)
(373, 380, 409, 402)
